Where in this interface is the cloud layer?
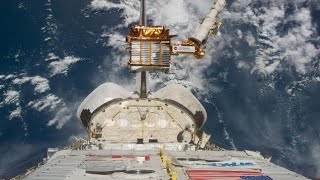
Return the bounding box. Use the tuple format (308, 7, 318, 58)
(0, 73, 73, 130)
(47, 54, 82, 76)
(12, 76, 50, 93)
(223, 1, 319, 75)
(90, 0, 319, 92)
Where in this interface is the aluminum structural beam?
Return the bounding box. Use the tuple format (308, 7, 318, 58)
(140, 0, 146, 26)
(138, 0, 149, 98)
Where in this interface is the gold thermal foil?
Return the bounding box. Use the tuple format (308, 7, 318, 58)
(129, 26, 172, 40)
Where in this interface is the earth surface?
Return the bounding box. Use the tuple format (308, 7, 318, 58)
(0, 0, 319, 179)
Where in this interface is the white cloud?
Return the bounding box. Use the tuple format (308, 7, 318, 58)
(47, 107, 73, 130)
(11, 76, 50, 93)
(90, 0, 140, 27)
(3, 90, 20, 105)
(90, 0, 118, 10)
(27, 93, 73, 129)
(27, 94, 63, 112)
(18, 2, 25, 9)
(4, 74, 17, 80)
(9, 106, 22, 120)
(1, 90, 23, 120)
(102, 32, 127, 51)
(30, 76, 50, 93)
(44, 37, 52, 42)
(12, 77, 32, 85)
(45, 53, 59, 61)
(0, 72, 70, 129)
(48, 56, 82, 76)
(41, 0, 58, 47)
(245, 32, 255, 46)
(223, 1, 319, 75)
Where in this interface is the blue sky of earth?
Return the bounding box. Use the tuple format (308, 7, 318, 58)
(0, 0, 319, 179)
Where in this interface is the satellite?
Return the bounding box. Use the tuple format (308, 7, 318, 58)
(127, 0, 224, 72)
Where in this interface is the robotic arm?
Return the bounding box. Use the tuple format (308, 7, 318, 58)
(172, 0, 226, 59)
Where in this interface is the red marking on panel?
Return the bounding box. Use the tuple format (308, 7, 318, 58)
(185, 169, 262, 180)
(112, 155, 122, 158)
(145, 156, 150, 161)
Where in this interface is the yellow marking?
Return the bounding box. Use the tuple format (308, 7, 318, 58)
(112, 110, 120, 118)
(166, 111, 184, 130)
(141, 119, 144, 139)
(159, 149, 178, 180)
